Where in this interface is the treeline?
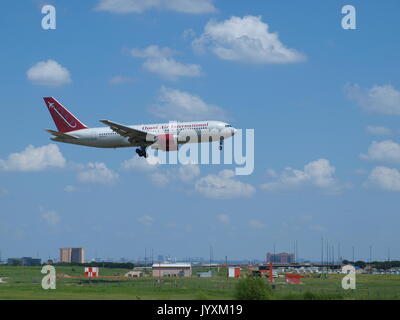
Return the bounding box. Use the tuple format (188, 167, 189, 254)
(342, 260, 400, 270)
(54, 262, 143, 269)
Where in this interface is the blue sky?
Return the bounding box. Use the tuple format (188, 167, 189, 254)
(0, 0, 400, 262)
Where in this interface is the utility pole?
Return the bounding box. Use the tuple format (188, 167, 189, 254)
(369, 246, 372, 264)
(293, 241, 296, 263)
(326, 240, 329, 266)
(209, 246, 213, 272)
(352, 246, 355, 264)
(321, 237, 324, 265)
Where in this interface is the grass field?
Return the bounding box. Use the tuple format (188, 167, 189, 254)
(1, 266, 400, 300)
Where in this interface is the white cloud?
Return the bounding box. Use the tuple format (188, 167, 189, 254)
(122, 155, 161, 171)
(64, 185, 77, 193)
(78, 162, 119, 184)
(248, 219, 265, 229)
(309, 225, 325, 232)
(361, 140, 400, 164)
(195, 169, 255, 199)
(149, 164, 200, 187)
(27, 60, 71, 87)
(0, 144, 66, 172)
(131, 45, 202, 80)
(178, 164, 200, 182)
(217, 214, 230, 225)
(150, 86, 228, 121)
(366, 166, 400, 192)
(182, 28, 196, 40)
(149, 172, 170, 188)
(95, 0, 216, 14)
(261, 159, 346, 194)
(346, 84, 400, 115)
(367, 126, 393, 136)
(39, 206, 61, 226)
(193, 15, 306, 64)
(144, 58, 202, 80)
(137, 215, 154, 226)
(122, 154, 200, 187)
(109, 75, 136, 85)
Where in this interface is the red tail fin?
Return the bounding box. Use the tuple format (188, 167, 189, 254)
(43, 97, 88, 133)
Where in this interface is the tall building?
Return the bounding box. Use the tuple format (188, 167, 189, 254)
(266, 252, 295, 264)
(60, 248, 85, 263)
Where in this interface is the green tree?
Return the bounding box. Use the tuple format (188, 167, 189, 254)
(234, 276, 273, 300)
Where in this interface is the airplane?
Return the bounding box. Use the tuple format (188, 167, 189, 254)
(43, 97, 237, 158)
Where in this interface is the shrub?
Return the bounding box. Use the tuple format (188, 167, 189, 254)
(234, 276, 273, 300)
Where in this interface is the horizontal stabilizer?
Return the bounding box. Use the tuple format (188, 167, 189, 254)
(46, 129, 78, 139)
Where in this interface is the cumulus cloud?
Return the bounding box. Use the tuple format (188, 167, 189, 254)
(178, 164, 200, 183)
(195, 169, 255, 199)
(367, 126, 393, 136)
(261, 159, 346, 194)
(122, 155, 161, 171)
(366, 166, 400, 192)
(0, 144, 66, 172)
(150, 86, 228, 121)
(78, 162, 119, 184)
(217, 214, 230, 225)
(39, 206, 61, 226)
(137, 215, 154, 226)
(149, 171, 170, 188)
(346, 84, 400, 115)
(360, 140, 400, 164)
(122, 155, 200, 188)
(131, 45, 202, 80)
(193, 15, 306, 64)
(27, 60, 71, 87)
(64, 185, 77, 193)
(109, 75, 136, 85)
(248, 219, 265, 229)
(95, 0, 216, 14)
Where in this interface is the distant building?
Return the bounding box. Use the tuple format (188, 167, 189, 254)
(152, 263, 192, 278)
(197, 270, 212, 278)
(7, 257, 41, 266)
(125, 271, 144, 278)
(266, 252, 295, 264)
(228, 267, 241, 278)
(60, 248, 85, 263)
(7, 258, 21, 266)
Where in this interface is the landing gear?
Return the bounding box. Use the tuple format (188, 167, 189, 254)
(219, 138, 224, 151)
(136, 146, 148, 158)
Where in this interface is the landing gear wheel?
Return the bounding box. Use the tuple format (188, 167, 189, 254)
(136, 147, 148, 158)
(219, 138, 224, 151)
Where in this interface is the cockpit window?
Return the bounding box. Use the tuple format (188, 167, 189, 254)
(225, 125, 232, 128)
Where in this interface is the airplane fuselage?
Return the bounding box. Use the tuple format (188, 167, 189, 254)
(50, 120, 236, 149)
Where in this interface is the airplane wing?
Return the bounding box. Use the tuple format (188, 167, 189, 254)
(46, 129, 78, 139)
(100, 120, 156, 145)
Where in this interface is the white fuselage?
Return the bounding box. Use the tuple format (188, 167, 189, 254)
(51, 120, 236, 149)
